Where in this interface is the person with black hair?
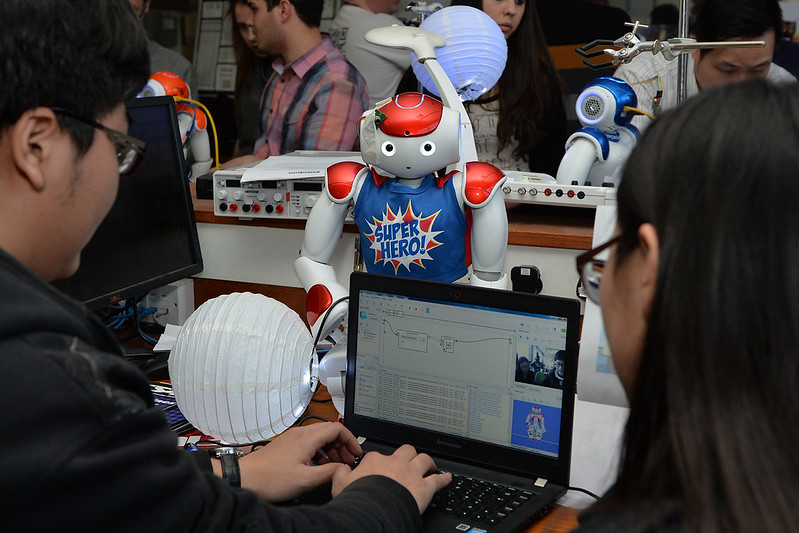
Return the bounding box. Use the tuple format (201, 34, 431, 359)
(229, 0, 273, 157)
(515, 356, 536, 384)
(0, 0, 449, 529)
(452, 0, 568, 176)
(573, 79, 799, 531)
(222, 0, 369, 168)
(542, 350, 565, 389)
(614, 0, 795, 131)
(642, 3, 679, 41)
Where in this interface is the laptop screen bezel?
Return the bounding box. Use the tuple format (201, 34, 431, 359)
(343, 271, 579, 487)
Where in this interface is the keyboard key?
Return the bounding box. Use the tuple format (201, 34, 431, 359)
(431, 476, 536, 524)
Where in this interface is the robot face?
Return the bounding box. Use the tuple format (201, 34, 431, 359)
(360, 93, 461, 178)
(576, 77, 637, 132)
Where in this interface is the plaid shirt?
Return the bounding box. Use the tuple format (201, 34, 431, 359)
(254, 36, 368, 157)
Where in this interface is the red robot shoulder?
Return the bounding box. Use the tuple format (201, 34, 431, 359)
(326, 161, 368, 203)
(463, 162, 507, 207)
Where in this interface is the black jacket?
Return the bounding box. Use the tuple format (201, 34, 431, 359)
(0, 247, 420, 532)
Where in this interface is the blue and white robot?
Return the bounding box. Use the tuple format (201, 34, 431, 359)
(556, 77, 638, 187)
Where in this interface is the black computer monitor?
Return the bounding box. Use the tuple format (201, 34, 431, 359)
(53, 96, 204, 310)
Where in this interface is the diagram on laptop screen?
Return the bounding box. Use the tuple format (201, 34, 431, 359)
(353, 290, 568, 458)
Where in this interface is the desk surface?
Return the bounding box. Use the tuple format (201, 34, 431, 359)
(303, 386, 580, 533)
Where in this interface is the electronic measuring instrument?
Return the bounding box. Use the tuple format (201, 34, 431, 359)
(211, 152, 361, 220)
(210, 153, 616, 221)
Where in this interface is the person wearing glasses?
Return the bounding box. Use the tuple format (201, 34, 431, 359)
(0, 0, 449, 530)
(573, 79, 799, 531)
(613, 0, 795, 133)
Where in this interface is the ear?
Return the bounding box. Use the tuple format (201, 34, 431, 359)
(689, 33, 700, 63)
(9, 108, 64, 192)
(277, 0, 293, 21)
(637, 222, 660, 316)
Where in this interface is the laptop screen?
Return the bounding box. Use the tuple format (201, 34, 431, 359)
(345, 272, 579, 484)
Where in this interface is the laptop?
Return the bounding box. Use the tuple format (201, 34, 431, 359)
(344, 272, 580, 532)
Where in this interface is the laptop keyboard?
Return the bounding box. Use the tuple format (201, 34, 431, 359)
(428, 473, 536, 525)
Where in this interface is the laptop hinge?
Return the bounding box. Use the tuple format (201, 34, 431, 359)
(534, 478, 548, 488)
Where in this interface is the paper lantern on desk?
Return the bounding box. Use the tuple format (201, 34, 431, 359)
(411, 5, 507, 102)
(169, 292, 318, 444)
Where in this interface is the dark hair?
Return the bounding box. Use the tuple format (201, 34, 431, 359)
(691, 0, 783, 57)
(0, 0, 150, 154)
(229, 0, 258, 98)
(265, 0, 323, 28)
(452, 0, 566, 167)
(606, 79, 799, 531)
(650, 3, 678, 25)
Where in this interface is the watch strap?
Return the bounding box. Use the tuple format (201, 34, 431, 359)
(217, 448, 241, 488)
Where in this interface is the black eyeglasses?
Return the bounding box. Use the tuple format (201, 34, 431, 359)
(50, 107, 147, 177)
(575, 234, 621, 305)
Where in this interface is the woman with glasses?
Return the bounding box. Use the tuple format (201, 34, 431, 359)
(573, 79, 799, 532)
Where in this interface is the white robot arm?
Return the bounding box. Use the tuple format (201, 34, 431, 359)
(556, 135, 606, 187)
(294, 162, 370, 342)
(460, 163, 509, 288)
(178, 110, 213, 177)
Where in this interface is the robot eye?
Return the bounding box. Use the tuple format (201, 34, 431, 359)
(419, 142, 436, 156)
(381, 141, 396, 157)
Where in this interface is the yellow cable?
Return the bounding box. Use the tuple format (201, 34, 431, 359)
(624, 106, 656, 121)
(174, 96, 220, 171)
(631, 75, 662, 91)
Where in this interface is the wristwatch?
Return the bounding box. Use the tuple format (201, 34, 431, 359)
(215, 448, 242, 488)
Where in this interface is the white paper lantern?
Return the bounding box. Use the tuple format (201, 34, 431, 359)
(411, 6, 507, 101)
(169, 292, 317, 444)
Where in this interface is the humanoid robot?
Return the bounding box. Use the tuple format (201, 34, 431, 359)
(293, 21, 509, 412)
(295, 92, 508, 338)
(555, 76, 638, 187)
(526, 406, 546, 441)
(295, 22, 510, 339)
(140, 71, 213, 178)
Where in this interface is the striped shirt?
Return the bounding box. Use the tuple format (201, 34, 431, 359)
(614, 52, 795, 132)
(253, 36, 369, 157)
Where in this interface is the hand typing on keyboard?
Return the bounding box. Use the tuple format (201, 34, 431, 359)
(332, 444, 453, 513)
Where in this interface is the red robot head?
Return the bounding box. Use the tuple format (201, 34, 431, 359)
(375, 93, 444, 137)
(141, 71, 191, 99)
(360, 92, 461, 178)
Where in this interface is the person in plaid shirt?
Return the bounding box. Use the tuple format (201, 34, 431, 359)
(224, 0, 369, 168)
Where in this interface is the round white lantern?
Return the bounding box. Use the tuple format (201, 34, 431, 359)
(411, 5, 507, 102)
(168, 292, 317, 444)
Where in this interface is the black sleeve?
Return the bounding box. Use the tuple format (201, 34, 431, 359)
(9, 341, 421, 533)
(244, 475, 423, 533)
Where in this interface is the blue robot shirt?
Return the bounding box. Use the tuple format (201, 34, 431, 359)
(354, 172, 469, 282)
